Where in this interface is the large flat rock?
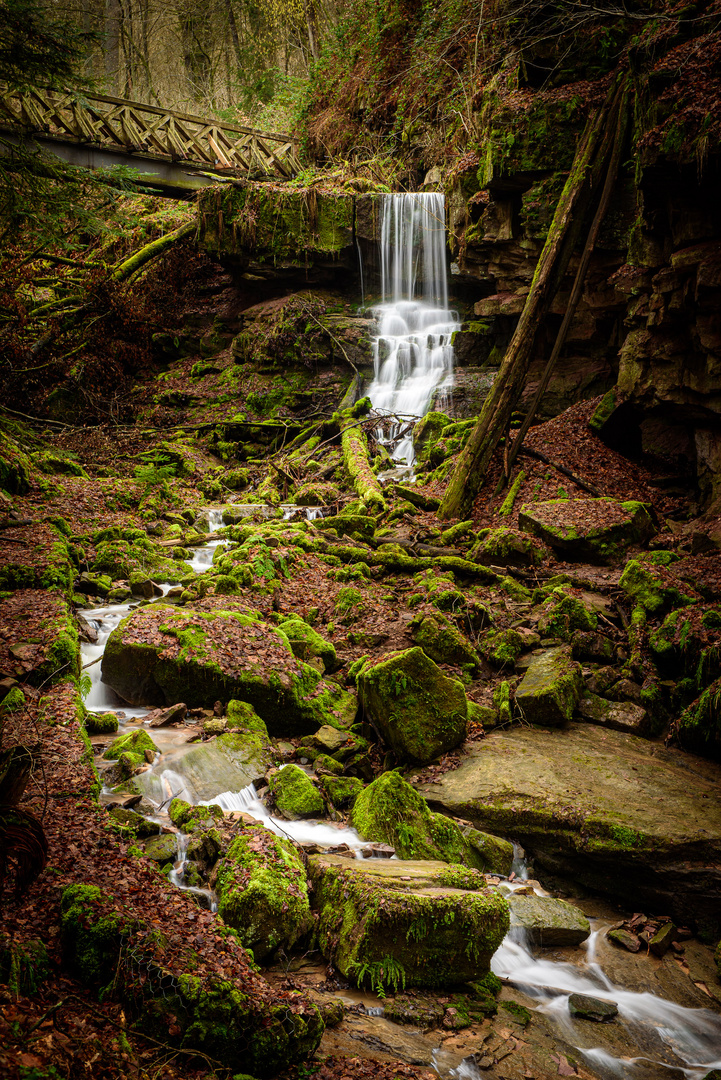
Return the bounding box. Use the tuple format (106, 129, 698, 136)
(308, 854, 509, 989)
(417, 724, 721, 933)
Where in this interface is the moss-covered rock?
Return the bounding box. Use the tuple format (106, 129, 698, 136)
(480, 628, 525, 668)
(84, 710, 119, 735)
(464, 829, 514, 876)
(168, 798, 223, 829)
(320, 774, 364, 808)
(507, 894, 590, 946)
(101, 604, 356, 737)
(103, 728, 159, 762)
(226, 699, 269, 736)
(518, 499, 656, 562)
(269, 764, 325, 819)
(279, 616, 337, 671)
(308, 854, 509, 990)
(92, 538, 192, 584)
(216, 824, 313, 961)
(515, 647, 583, 726)
(470, 528, 543, 567)
(538, 588, 597, 639)
(410, 611, 479, 671)
(358, 648, 468, 765)
(352, 771, 492, 870)
(620, 557, 698, 616)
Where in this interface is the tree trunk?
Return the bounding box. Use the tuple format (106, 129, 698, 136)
(501, 83, 629, 483)
(438, 76, 628, 521)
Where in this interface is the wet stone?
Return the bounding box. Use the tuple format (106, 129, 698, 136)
(649, 921, 676, 957)
(568, 993, 618, 1022)
(607, 927, 641, 952)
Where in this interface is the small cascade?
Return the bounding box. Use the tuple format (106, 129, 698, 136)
(82, 602, 148, 717)
(200, 781, 368, 853)
(188, 507, 228, 573)
(490, 929, 721, 1080)
(366, 192, 458, 464)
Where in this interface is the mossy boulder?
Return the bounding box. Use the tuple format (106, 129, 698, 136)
(620, 557, 698, 616)
(352, 771, 497, 871)
(518, 499, 656, 562)
(92, 539, 192, 584)
(470, 528, 543, 567)
(268, 764, 325, 819)
(464, 829, 514, 876)
(215, 824, 313, 961)
(294, 481, 340, 506)
(84, 710, 119, 735)
(538, 588, 597, 639)
(515, 647, 583, 726)
(410, 611, 479, 671)
(101, 604, 356, 737)
(103, 729, 158, 763)
(357, 648, 468, 765)
(320, 774, 364, 809)
(480, 628, 525, 668)
(507, 894, 590, 946)
(278, 616, 337, 672)
(308, 854, 510, 990)
(226, 699, 269, 736)
(168, 798, 224, 829)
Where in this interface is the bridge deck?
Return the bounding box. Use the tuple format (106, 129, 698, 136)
(0, 87, 301, 181)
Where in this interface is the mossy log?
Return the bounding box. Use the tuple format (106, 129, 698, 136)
(439, 76, 628, 520)
(339, 416, 386, 513)
(111, 220, 196, 282)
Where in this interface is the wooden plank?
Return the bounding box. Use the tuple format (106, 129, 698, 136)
(72, 103, 97, 141)
(19, 94, 49, 130)
(207, 131, 232, 167)
(173, 117, 215, 163)
(164, 117, 188, 159)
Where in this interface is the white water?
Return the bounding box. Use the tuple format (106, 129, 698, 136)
(366, 193, 458, 464)
(189, 507, 227, 573)
(487, 929, 721, 1080)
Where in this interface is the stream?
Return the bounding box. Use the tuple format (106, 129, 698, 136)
(79, 511, 721, 1080)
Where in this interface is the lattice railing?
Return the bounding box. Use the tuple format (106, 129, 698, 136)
(0, 87, 302, 177)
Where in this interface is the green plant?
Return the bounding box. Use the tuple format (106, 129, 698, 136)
(349, 955, 406, 996)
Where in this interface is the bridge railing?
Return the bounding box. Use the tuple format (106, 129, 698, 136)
(0, 87, 302, 177)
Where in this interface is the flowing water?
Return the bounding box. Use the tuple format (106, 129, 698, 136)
(366, 192, 459, 464)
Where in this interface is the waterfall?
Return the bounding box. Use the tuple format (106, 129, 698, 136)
(366, 192, 458, 465)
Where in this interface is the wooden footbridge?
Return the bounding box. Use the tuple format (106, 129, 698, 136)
(0, 86, 302, 194)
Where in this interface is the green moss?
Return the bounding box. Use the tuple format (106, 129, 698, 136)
(215, 824, 312, 960)
(620, 557, 695, 615)
(226, 699, 269, 737)
(358, 647, 468, 765)
(411, 611, 479, 670)
(351, 771, 483, 869)
(279, 616, 337, 670)
(0, 938, 50, 996)
(335, 586, 366, 621)
(319, 774, 364, 808)
(84, 710, 119, 735)
(0, 686, 26, 713)
(168, 798, 223, 829)
(481, 628, 525, 667)
(103, 729, 159, 761)
(268, 764, 324, 819)
(500, 471, 526, 516)
(309, 856, 510, 990)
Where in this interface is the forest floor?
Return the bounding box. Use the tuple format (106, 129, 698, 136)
(1, 246, 721, 1080)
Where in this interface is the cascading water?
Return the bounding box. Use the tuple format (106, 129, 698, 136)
(366, 192, 458, 465)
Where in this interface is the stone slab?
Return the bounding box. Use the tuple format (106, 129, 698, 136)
(417, 724, 721, 932)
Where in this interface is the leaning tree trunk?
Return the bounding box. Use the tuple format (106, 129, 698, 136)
(438, 76, 629, 521)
